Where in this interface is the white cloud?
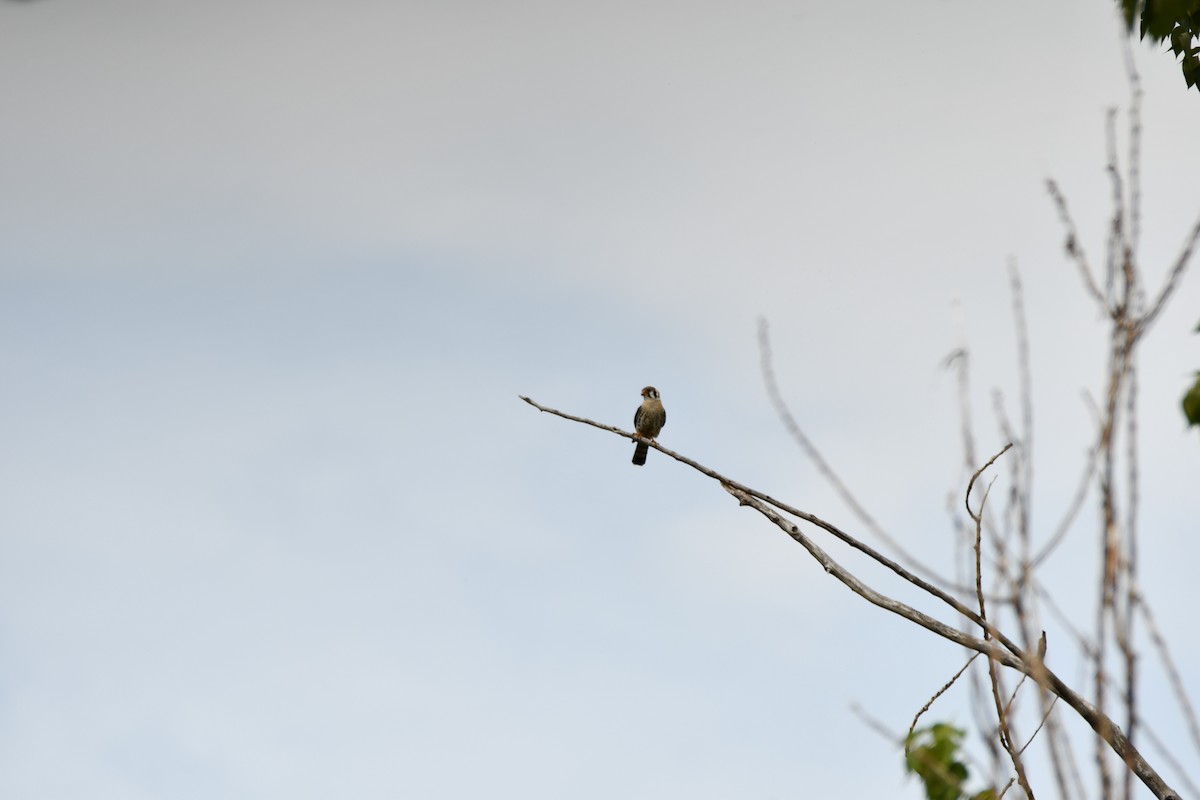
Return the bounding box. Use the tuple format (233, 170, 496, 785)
(2, 1, 1199, 797)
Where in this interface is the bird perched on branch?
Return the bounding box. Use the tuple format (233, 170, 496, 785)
(632, 386, 666, 466)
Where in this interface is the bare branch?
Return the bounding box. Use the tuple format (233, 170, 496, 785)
(1120, 365, 1141, 800)
(519, 395, 640, 441)
(968, 448, 1035, 799)
(906, 654, 980, 752)
(1009, 263, 1034, 565)
(1017, 693, 1060, 757)
(1121, 39, 1143, 257)
(727, 484, 1023, 668)
(1047, 179, 1109, 310)
(1139, 600, 1200, 758)
(945, 346, 979, 469)
(1105, 108, 1131, 314)
(1140, 212, 1200, 333)
(965, 444, 1013, 521)
(521, 396, 1184, 800)
(1031, 436, 1098, 568)
(522, 396, 1026, 656)
(1140, 724, 1200, 800)
(849, 702, 903, 746)
(758, 318, 965, 589)
(726, 482, 1177, 799)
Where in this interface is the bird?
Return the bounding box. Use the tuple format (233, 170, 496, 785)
(632, 386, 666, 466)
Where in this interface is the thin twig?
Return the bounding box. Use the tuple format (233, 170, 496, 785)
(1047, 179, 1108, 310)
(1018, 694, 1060, 756)
(1140, 212, 1200, 333)
(945, 345, 978, 471)
(906, 654, 981, 752)
(849, 702, 903, 745)
(1009, 263, 1034, 573)
(969, 450, 1035, 800)
(758, 319, 963, 589)
(1105, 107, 1129, 317)
(1031, 436, 1098, 568)
(1139, 599, 1200, 758)
(965, 445, 1013, 521)
(1121, 38, 1142, 257)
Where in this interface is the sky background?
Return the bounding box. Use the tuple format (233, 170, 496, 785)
(2, 1, 1199, 798)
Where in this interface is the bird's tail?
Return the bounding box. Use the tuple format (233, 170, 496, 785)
(632, 441, 649, 466)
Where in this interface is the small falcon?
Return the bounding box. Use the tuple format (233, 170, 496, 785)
(632, 386, 666, 466)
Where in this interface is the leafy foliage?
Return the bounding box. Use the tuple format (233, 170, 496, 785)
(904, 724, 996, 800)
(1119, 0, 1200, 89)
(1183, 374, 1200, 427)
(1185, 322, 1200, 429)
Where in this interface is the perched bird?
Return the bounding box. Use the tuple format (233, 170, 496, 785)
(632, 386, 666, 466)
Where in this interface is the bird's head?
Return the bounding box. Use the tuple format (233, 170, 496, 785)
(641, 386, 660, 400)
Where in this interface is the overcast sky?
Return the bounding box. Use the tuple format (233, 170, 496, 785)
(2, 2, 1199, 798)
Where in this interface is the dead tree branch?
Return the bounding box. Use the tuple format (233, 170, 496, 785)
(968, 449, 1035, 799)
(519, 395, 1183, 800)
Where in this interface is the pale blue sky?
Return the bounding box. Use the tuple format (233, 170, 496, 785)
(2, 1, 1199, 798)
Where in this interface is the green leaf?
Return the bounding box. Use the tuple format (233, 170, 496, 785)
(1121, 0, 1139, 31)
(1183, 54, 1200, 87)
(905, 724, 971, 800)
(1170, 27, 1192, 54)
(1183, 375, 1200, 428)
